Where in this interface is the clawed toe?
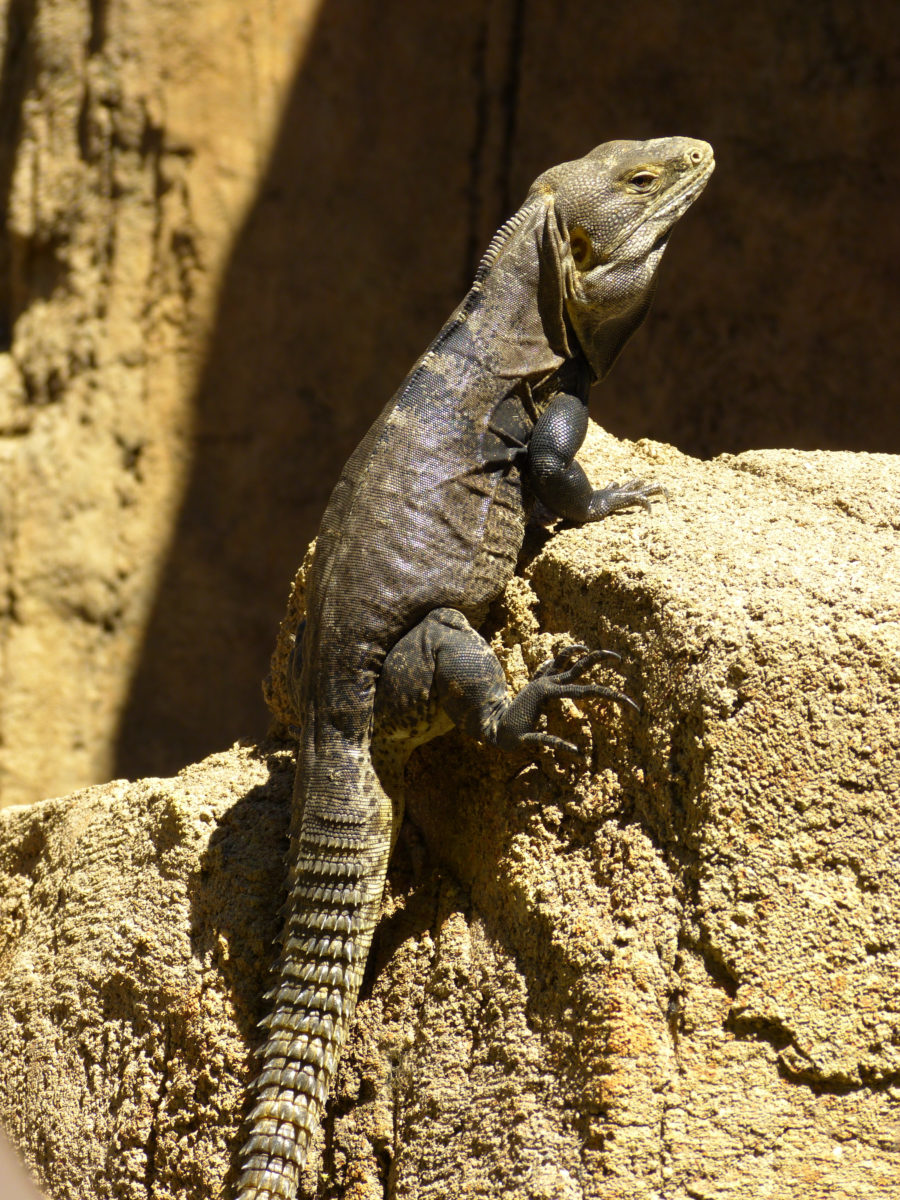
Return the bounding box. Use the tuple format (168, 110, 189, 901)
(532, 644, 639, 710)
(554, 678, 641, 713)
(549, 649, 620, 686)
(593, 478, 669, 516)
(495, 639, 639, 759)
(535, 644, 621, 681)
(519, 731, 585, 758)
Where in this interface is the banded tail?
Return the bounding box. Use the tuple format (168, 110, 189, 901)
(237, 757, 394, 1199)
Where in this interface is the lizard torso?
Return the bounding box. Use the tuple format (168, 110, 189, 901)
(303, 196, 556, 720)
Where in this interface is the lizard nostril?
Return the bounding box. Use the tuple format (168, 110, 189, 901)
(690, 149, 702, 163)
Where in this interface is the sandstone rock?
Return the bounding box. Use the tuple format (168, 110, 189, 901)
(1, 433, 897, 1198)
(0, 0, 320, 804)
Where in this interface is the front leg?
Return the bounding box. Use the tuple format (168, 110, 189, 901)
(374, 608, 634, 761)
(528, 392, 665, 521)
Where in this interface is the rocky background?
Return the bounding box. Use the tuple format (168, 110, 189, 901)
(0, 0, 898, 806)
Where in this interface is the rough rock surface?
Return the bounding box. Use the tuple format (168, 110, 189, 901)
(1, 431, 898, 1199)
(0, 0, 320, 805)
(2, 0, 900, 803)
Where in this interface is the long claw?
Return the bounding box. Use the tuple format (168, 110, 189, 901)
(535, 644, 622, 681)
(519, 731, 583, 758)
(548, 650, 618, 687)
(608, 689, 641, 715)
(558, 680, 641, 714)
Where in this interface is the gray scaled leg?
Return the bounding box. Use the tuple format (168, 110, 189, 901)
(374, 607, 635, 760)
(528, 392, 665, 522)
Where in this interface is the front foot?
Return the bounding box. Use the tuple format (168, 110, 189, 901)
(497, 644, 638, 757)
(527, 391, 668, 522)
(586, 478, 668, 519)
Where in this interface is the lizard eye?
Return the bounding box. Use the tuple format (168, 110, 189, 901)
(569, 227, 592, 269)
(627, 170, 659, 193)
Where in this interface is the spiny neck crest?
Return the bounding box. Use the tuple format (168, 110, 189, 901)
(470, 197, 541, 295)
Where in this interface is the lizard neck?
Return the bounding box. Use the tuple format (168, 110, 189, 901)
(457, 197, 567, 384)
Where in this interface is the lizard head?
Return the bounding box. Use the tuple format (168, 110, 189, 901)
(532, 137, 714, 380)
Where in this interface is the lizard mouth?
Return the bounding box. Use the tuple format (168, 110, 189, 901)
(650, 156, 715, 224)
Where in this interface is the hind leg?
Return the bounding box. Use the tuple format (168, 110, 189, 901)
(374, 606, 634, 759)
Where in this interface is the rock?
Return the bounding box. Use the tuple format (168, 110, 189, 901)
(0, 744, 294, 1200)
(0, 0, 322, 803)
(1, 432, 897, 1197)
(391, 432, 900, 1196)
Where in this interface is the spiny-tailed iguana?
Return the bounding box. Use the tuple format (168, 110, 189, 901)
(237, 136, 714, 1197)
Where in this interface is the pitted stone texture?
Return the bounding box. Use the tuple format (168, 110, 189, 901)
(395, 430, 900, 1197)
(1, 437, 898, 1198)
(261, 431, 900, 1197)
(0, 743, 296, 1200)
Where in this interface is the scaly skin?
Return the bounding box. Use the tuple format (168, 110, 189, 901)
(239, 756, 391, 1195)
(236, 137, 714, 1197)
